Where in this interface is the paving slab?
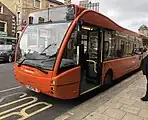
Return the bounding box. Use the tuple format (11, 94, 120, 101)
(120, 105, 141, 115)
(122, 113, 144, 120)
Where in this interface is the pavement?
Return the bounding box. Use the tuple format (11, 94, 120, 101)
(55, 71, 148, 120)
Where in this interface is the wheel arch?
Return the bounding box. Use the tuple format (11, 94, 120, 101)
(103, 68, 114, 85)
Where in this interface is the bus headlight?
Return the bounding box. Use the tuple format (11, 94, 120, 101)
(51, 80, 55, 85)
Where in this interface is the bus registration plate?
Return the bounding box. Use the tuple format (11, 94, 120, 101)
(25, 85, 39, 93)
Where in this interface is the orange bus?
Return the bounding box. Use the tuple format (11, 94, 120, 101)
(14, 4, 143, 99)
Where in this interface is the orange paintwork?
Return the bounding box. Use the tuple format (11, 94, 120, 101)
(50, 66, 81, 99)
(79, 10, 141, 37)
(14, 4, 143, 99)
(53, 20, 77, 77)
(102, 55, 141, 84)
(14, 64, 53, 92)
(14, 63, 80, 99)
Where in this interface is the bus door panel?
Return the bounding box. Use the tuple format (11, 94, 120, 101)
(80, 28, 102, 83)
(132, 55, 140, 70)
(86, 30, 101, 84)
(79, 24, 102, 94)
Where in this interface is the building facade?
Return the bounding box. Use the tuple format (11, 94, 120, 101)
(138, 25, 148, 47)
(0, 2, 16, 37)
(79, 0, 89, 6)
(138, 25, 148, 37)
(79, 0, 99, 12)
(64, 0, 71, 4)
(0, 0, 63, 37)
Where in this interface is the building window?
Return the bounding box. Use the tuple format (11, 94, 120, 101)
(0, 6, 3, 13)
(0, 22, 5, 32)
(34, 0, 40, 8)
(50, 4, 54, 8)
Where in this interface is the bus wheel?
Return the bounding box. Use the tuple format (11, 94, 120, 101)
(8, 55, 12, 63)
(104, 71, 113, 87)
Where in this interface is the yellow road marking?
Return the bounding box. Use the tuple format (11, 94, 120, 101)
(0, 92, 27, 103)
(0, 86, 22, 93)
(20, 102, 52, 120)
(0, 97, 38, 116)
(0, 102, 52, 120)
(0, 92, 52, 120)
(0, 112, 22, 120)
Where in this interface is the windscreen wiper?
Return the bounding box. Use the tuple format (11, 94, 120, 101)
(18, 58, 44, 67)
(18, 58, 37, 67)
(40, 43, 57, 54)
(18, 58, 27, 67)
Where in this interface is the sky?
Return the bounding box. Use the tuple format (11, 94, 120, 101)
(59, 0, 148, 32)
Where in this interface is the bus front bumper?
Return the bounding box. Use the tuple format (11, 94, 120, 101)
(14, 64, 55, 95)
(14, 64, 80, 99)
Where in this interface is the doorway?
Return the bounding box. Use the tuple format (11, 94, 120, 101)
(79, 24, 103, 94)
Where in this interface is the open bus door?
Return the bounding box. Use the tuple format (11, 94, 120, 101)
(78, 23, 103, 95)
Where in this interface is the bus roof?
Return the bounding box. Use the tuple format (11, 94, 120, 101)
(73, 4, 141, 38)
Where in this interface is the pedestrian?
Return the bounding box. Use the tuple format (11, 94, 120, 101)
(141, 49, 148, 101)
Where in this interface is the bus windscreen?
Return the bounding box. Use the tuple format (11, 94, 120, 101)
(29, 5, 75, 24)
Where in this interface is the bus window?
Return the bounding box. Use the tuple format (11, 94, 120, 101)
(88, 32, 98, 60)
(104, 30, 116, 60)
(59, 28, 78, 73)
(29, 5, 75, 24)
(104, 41, 109, 58)
(117, 34, 129, 58)
(17, 22, 72, 70)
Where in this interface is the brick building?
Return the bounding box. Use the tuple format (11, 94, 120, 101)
(0, 2, 16, 37)
(0, 0, 63, 37)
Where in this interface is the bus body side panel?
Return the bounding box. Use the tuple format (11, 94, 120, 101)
(14, 64, 53, 92)
(102, 55, 141, 83)
(133, 55, 142, 69)
(50, 66, 81, 99)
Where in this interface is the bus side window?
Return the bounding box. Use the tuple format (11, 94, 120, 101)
(59, 29, 78, 73)
(104, 41, 109, 59)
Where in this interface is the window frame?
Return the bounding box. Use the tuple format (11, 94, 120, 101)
(58, 24, 78, 74)
(0, 5, 3, 14)
(0, 21, 7, 32)
(34, 0, 41, 8)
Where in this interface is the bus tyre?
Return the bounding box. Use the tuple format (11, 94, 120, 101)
(8, 55, 12, 63)
(104, 71, 113, 87)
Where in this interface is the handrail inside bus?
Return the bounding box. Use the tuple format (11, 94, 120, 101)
(86, 60, 97, 73)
